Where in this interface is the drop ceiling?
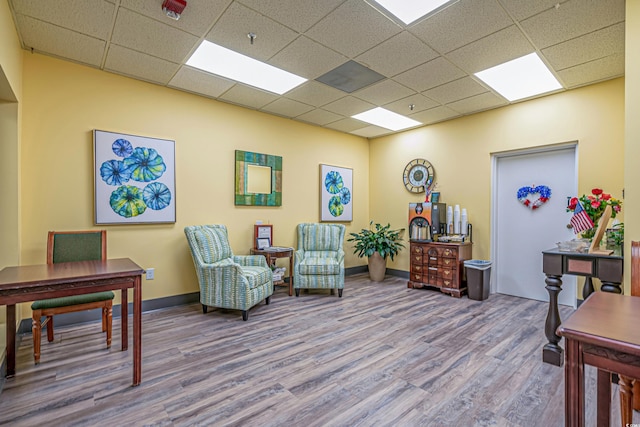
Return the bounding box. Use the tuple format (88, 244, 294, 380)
(8, 0, 625, 138)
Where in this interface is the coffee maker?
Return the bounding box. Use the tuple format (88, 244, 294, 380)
(408, 202, 447, 241)
(430, 202, 447, 238)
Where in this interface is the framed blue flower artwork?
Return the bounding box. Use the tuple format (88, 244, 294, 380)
(94, 130, 176, 224)
(320, 164, 352, 222)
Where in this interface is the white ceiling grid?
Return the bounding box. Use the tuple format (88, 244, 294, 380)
(8, 0, 625, 137)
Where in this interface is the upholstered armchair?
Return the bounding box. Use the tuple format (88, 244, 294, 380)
(294, 223, 345, 297)
(184, 225, 273, 321)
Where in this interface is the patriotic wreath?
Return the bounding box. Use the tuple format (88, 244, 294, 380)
(517, 185, 551, 210)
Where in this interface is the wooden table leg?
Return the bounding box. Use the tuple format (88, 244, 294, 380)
(288, 254, 293, 296)
(133, 275, 142, 386)
(601, 281, 623, 294)
(619, 375, 634, 426)
(565, 338, 584, 427)
(582, 276, 594, 299)
(544, 274, 564, 366)
(121, 288, 128, 351)
(597, 369, 611, 427)
(5, 304, 15, 377)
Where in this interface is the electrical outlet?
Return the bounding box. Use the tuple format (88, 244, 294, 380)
(146, 268, 154, 280)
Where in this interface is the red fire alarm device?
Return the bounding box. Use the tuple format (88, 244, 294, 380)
(162, 0, 187, 20)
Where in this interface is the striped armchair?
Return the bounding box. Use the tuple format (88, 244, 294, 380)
(294, 223, 345, 297)
(184, 225, 273, 321)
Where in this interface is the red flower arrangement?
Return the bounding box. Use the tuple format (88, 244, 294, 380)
(567, 188, 622, 238)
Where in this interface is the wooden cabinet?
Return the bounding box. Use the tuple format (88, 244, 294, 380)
(408, 241, 472, 298)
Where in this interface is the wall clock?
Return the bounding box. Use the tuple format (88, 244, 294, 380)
(403, 158, 435, 193)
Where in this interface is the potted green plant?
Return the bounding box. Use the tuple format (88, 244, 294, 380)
(347, 221, 405, 282)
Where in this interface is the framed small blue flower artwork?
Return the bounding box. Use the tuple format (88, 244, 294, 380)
(94, 130, 176, 224)
(320, 164, 352, 222)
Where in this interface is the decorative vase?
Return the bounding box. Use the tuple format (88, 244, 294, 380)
(368, 252, 387, 282)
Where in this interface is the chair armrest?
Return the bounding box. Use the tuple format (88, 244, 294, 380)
(234, 255, 269, 268)
(295, 250, 305, 262)
(337, 249, 345, 264)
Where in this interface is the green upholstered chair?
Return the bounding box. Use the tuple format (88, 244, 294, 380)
(294, 223, 346, 297)
(31, 230, 114, 364)
(184, 225, 273, 321)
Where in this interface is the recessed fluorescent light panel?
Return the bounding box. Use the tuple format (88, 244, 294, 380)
(186, 40, 307, 95)
(474, 53, 562, 102)
(352, 107, 422, 131)
(368, 0, 457, 25)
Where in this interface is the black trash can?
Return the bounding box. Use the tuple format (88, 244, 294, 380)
(464, 260, 492, 301)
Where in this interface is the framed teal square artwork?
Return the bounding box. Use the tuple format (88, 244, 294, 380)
(94, 130, 176, 224)
(235, 150, 282, 206)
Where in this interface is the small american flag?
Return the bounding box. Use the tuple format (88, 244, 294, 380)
(570, 201, 594, 234)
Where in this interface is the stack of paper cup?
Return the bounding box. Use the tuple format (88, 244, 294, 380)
(454, 205, 461, 234)
(446, 206, 453, 234)
(461, 208, 468, 236)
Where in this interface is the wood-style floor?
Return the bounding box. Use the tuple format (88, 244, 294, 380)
(0, 274, 627, 426)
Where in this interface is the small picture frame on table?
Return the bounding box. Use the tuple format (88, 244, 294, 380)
(254, 224, 273, 249)
(256, 238, 271, 250)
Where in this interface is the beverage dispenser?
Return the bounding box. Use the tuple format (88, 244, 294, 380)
(408, 202, 447, 241)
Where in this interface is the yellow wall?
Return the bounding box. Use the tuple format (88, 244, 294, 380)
(20, 53, 370, 305)
(0, 0, 23, 358)
(0, 0, 21, 101)
(625, 0, 640, 292)
(371, 79, 625, 284)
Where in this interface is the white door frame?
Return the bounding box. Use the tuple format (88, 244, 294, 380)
(490, 141, 579, 305)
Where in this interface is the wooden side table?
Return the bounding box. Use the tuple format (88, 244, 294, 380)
(557, 292, 640, 426)
(251, 247, 294, 296)
(541, 247, 623, 366)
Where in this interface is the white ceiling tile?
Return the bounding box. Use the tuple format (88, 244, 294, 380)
(296, 109, 344, 126)
(410, 106, 461, 125)
(237, 0, 344, 33)
(499, 0, 565, 21)
(356, 31, 439, 77)
(305, 0, 402, 58)
(350, 125, 392, 138)
(268, 36, 348, 79)
(111, 8, 198, 63)
(325, 118, 369, 133)
(542, 23, 625, 70)
(285, 81, 346, 107)
(557, 53, 624, 88)
(260, 98, 315, 117)
(219, 84, 279, 109)
(10, 0, 115, 39)
(105, 45, 180, 85)
(121, 0, 233, 36)
(446, 25, 534, 73)
(15, 15, 105, 67)
(394, 57, 466, 92)
(169, 67, 236, 98)
(410, 0, 513, 53)
(353, 80, 415, 106)
(423, 77, 488, 105)
(322, 96, 376, 116)
(447, 92, 508, 114)
(520, 0, 625, 49)
(205, 2, 298, 62)
(7, 0, 627, 136)
(383, 93, 439, 115)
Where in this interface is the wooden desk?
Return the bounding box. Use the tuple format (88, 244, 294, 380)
(251, 248, 294, 296)
(0, 258, 144, 386)
(541, 248, 623, 366)
(557, 292, 640, 427)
